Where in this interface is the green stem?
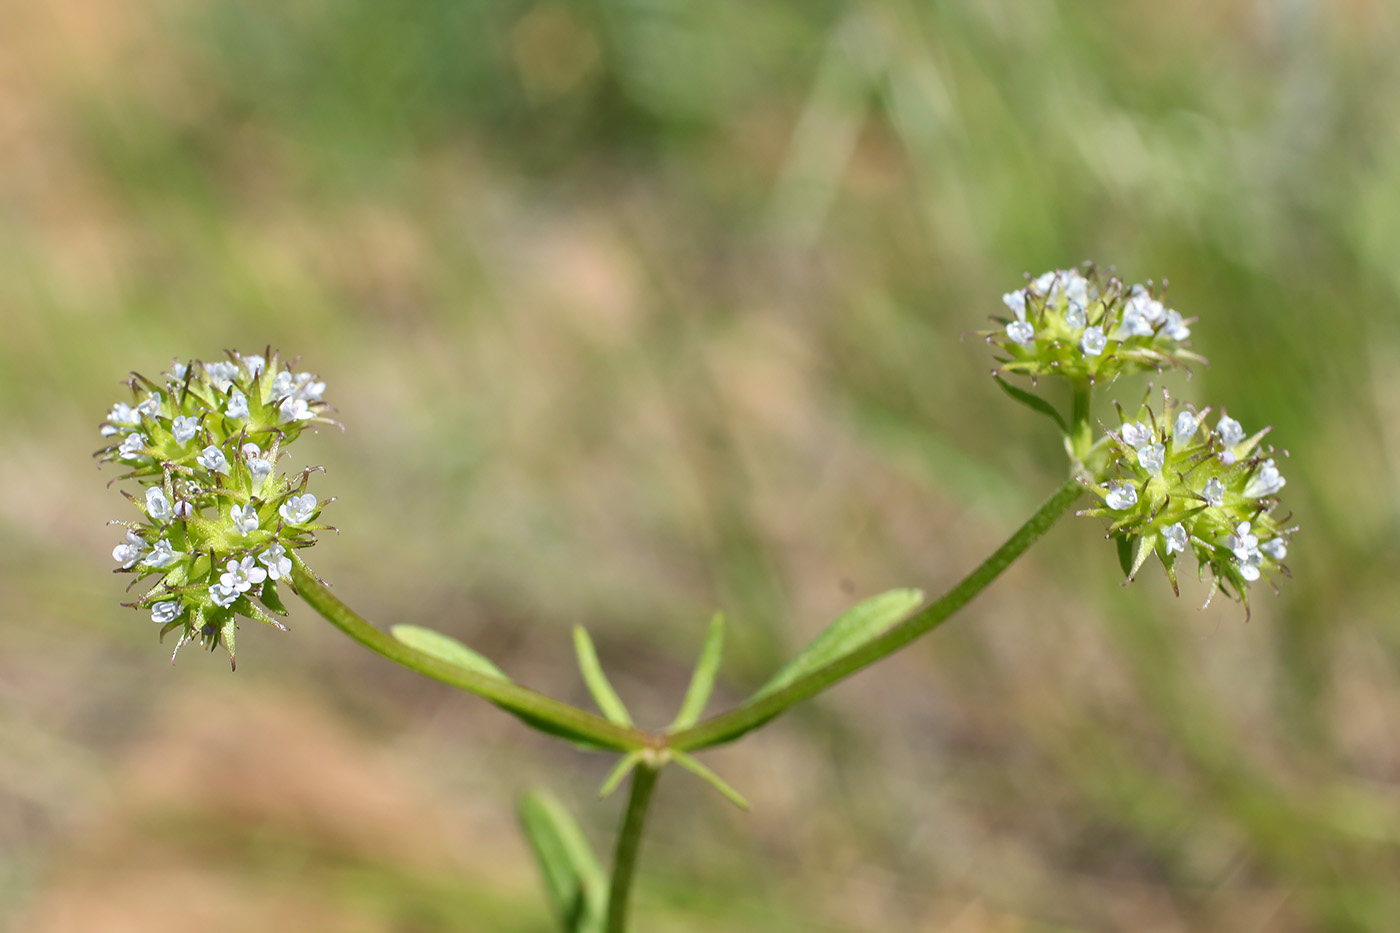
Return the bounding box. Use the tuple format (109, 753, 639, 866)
(290, 563, 650, 753)
(666, 477, 1083, 752)
(1068, 380, 1094, 467)
(606, 759, 662, 933)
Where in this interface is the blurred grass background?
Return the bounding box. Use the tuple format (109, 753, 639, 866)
(2, 0, 1399, 929)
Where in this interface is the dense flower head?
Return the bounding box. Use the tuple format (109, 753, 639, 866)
(983, 265, 1205, 384)
(1077, 389, 1295, 614)
(97, 349, 337, 667)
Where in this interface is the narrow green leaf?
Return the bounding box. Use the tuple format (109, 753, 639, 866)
(669, 613, 725, 731)
(518, 790, 606, 933)
(390, 624, 511, 681)
(994, 376, 1070, 434)
(572, 626, 633, 727)
(1116, 535, 1134, 578)
(752, 588, 924, 702)
(596, 751, 643, 799)
(672, 751, 750, 810)
(259, 577, 288, 614)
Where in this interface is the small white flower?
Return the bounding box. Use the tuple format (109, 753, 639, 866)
(220, 556, 268, 593)
(230, 503, 260, 535)
(1031, 271, 1056, 294)
(241, 354, 266, 376)
(1105, 482, 1138, 510)
(151, 599, 181, 625)
(1120, 421, 1154, 449)
(1162, 310, 1190, 341)
(1063, 272, 1089, 311)
(142, 539, 180, 569)
(295, 375, 326, 401)
(1243, 458, 1286, 498)
(1202, 477, 1224, 508)
(174, 499, 194, 519)
(279, 493, 318, 524)
(1174, 410, 1198, 441)
(258, 543, 293, 581)
(171, 361, 189, 380)
(1237, 559, 1262, 582)
(226, 390, 250, 421)
(1081, 326, 1107, 356)
(1002, 290, 1027, 320)
(1137, 443, 1166, 475)
(205, 361, 239, 392)
(1228, 521, 1259, 562)
(197, 445, 230, 475)
(242, 443, 274, 492)
(112, 530, 146, 568)
(107, 402, 139, 427)
(1006, 320, 1035, 346)
(1260, 537, 1287, 561)
(134, 393, 162, 420)
(1163, 522, 1188, 555)
(1216, 416, 1245, 447)
(146, 487, 172, 521)
(172, 415, 201, 444)
(278, 395, 313, 422)
(1064, 305, 1086, 330)
(209, 582, 241, 608)
(118, 433, 150, 461)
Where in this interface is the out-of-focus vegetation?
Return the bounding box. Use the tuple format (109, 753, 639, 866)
(3, 0, 1400, 929)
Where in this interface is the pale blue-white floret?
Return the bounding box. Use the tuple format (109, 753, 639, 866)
(1063, 272, 1089, 311)
(1065, 305, 1086, 330)
(107, 402, 138, 428)
(279, 493, 318, 525)
(209, 582, 241, 608)
(258, 543, 293, 581)
(1163, 310, 1190, 341)
(220, 556, 267, 593)
(142, 538, 179, 569)
(145, 487, 172, 522)
(1081, 326, 1107, 356)
(1002, 290, 1027, 319)
(172, 415, 201, 444)
(1105, 482, 1138, 510)
(272, 371, 327, 402)
(242, 443, 274, 492)
(1260, 537, 1287, 561)
(1228, 521, 1263, 581)
(278, 395, 313, 423)
(241, 354, 266, 376)
(1137, 443, 1166, 475)
(134, 393, 162, 420)
(1243, 458, 1286, 498)
(171, 361, 189, 380)
(226, 390, 250, 421)
(205, 361, 239, 392)
(1174, 410, 1198, 441)
(1031, 271, 1056, 294)
(118, 433, 149, 461)
(230, 503, 260, 536)
(151, 599, 181, 625)
(112, 530, 147, 568)
(1202, 477, 1225, 508)
(1006, 320, 1035, 346)
(1121, 421, 1154, 449)
(1163, 522, 1188, 555)
(197, 445, 230, 475)
(1216, 416, 1245, 447)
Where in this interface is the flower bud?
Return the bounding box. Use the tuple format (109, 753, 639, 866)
(1077, 389, 1295, 614)
(97, 349, 338, 667)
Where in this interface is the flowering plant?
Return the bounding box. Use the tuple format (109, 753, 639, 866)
(96, 271, 1293, 932)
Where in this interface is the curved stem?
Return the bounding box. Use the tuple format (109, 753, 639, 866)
(667, 477, 1083, 752)
(606, 759, 662, 933)
(291, 563, 651, 753)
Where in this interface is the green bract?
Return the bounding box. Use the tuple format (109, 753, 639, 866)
(1078, 389, 1294, 614)
(98, 350, 336, 667)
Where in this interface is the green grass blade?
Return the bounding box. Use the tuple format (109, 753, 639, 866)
(669, 612, 725, 731)
(390, 624, 511, 681)
(573, 626, 634, 727)
(518, 790, 607, 933)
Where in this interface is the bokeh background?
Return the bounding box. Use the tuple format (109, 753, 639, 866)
(3, 0, 1399, 929)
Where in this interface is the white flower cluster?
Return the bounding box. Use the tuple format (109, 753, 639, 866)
(99, 350, 335, 667)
